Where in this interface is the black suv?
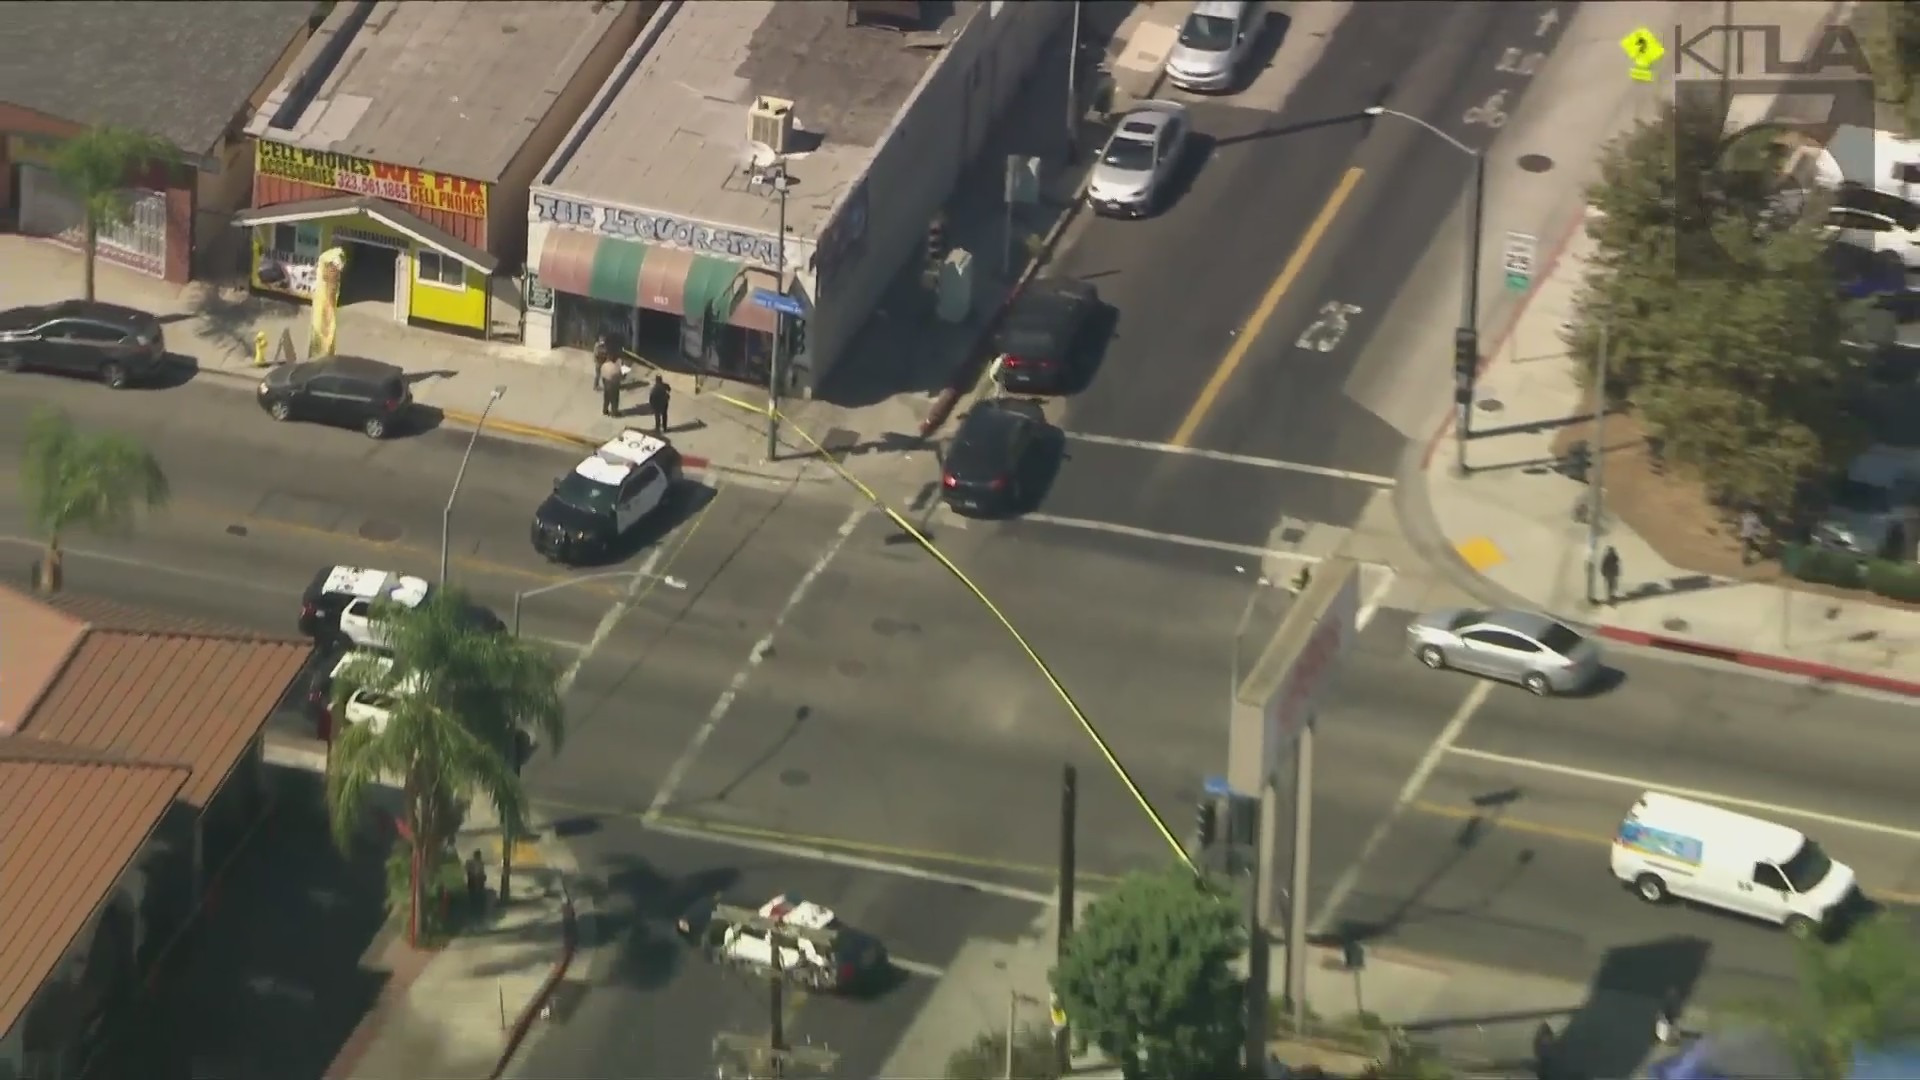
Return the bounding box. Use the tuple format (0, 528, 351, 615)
(258, 356, 414, 438)
(942, 400, 1049, 517)
(0, 300, 167, 387)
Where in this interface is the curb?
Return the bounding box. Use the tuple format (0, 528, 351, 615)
(919, 36, 1172, 437)
(489, 888, 578, 1080)
(1592, 625, 1920, 697)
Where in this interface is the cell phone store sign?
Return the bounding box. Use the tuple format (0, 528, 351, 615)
(256, 141, 489, 218)
(533, 192, 781, 269)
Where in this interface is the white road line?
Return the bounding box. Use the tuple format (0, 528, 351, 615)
(644, 506, 868, 819)
(557, 544, 668, 695)
(642, 817, 1054, 906)
(1355, 566, 1397, 632)
(890, 957, 948, 979)
(1021, 514, 1323, 563)
(1310, 681, 1493, 937)
(1446, 745, 1920, 842)
(529, 636, 593, 654)
(1063, 431, 1397, 486)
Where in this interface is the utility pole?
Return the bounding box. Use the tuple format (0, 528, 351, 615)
(710, 910, 838, 1079)
(1064, 1, 1083, 163)
(1584, 322, 1610, 606)
(440, 385, 505, 585)
(1456, 150, 1485, 478)
(1054, 765, 1077, 1076)
(1285, 718, 1315, 1034)
(766, 165, 791, 464)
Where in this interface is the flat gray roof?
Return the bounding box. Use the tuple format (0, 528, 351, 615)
(545, 0, 974, 241)
(251, 0, 630, 182)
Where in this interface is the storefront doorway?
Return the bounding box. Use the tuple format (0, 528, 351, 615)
(331, 225, 403, 315)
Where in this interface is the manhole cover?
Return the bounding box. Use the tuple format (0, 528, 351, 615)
(836, 658, 867, 677)
(1517, 153, 1554, 173)
(225, 523, 249, 537)
(1662, 617, 1690, 632)
(358, 519, 404, 543)
(779, 768, 810, 788)
(872, 616, 920, 636)
(1476, 398, 1505, 412)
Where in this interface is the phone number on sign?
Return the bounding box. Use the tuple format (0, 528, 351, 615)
(261, 160, 487, 218)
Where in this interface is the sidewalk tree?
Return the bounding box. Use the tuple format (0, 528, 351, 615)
(1568, 98, 1867, 518)
(945, 1024, 1060, 1079)
(1734, 912, 1920, 1079)
(323, 588, 566, 946)
(20, 406, 169, 593)
(1859, 1, 1920, 137)
(49, 125, 175, 302)
(1050, 867, 1244, 1080)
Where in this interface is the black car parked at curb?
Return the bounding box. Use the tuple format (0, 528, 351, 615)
(0, 300, 167, 387)
(257, 356, 414, 438)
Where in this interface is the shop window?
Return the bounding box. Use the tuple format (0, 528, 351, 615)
(415, 249, 466, 290)
(272, 223, 298, 253)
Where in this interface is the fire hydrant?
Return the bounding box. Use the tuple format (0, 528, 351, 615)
(253, 330, 268, 367)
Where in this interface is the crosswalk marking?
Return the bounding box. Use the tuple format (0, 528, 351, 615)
(1061, 431, 1396, 486)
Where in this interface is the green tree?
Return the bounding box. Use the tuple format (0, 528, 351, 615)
(945, 1024, 1060, 1080)
(1050, 868, 1245, 1079)
(1859, 1, 1920, 136)
(324, 588, 566, 946)
(1568, 97, 1867, 518)
(49, 125, 175, 302)
(20, 406, 169, 593)
(1734, 913, 1920, 1079)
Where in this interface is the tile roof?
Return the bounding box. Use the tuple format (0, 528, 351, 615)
(0, 742, 187, 1040)
(0, 1, 316, 154)
(0, 586, 88, 735)
(250, 0, 632, 182)
(0, 585, 313, 807)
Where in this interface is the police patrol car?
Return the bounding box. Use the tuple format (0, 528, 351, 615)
(531, 429, 681, 564)
(677, 893, 889, 992)
(298, 566, 431, 650)
(307, 649, 536, 762)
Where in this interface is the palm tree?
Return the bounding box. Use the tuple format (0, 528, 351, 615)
(20, 407, 170, 593)
(1736, 912, 1920, 1079)
(49, 125, 175, 302)
(324, 588, 565, 946)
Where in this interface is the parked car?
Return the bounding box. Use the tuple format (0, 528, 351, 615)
(992, 278, 1103, 394)
(257, 355, 414, 438)
(1406, 608, 1602, 696)
(1825, 183, 1920, 269)
(0, 300, 166, 387)
(1087, 101, 1191, 218)
(941, 400, 1051, 517)
(1166, 0, 1262, 92)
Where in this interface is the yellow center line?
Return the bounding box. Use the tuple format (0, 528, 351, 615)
(1168, 165, 1367, 449)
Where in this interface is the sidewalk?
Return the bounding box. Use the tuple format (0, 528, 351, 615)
(1403, 1, 1920, 693)
(256, 738, 585, 1080)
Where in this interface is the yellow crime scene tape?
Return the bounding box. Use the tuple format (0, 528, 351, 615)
(674, 370, 1194, 874)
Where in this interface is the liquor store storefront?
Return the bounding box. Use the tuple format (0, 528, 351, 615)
(240, 141, 498, 334)
(525, 189, 802, 385)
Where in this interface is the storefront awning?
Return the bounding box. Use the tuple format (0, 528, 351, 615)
(537, 228, 746, 321)
(233, 195, 498, 275)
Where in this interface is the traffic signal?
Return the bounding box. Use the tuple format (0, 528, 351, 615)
(1195, 799, 1218, 849)
(1453, 327, 1479, 405)
(926, 216, 949, 271)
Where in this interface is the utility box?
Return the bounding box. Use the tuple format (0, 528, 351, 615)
(935, 248, 974, 324)
(748, 96, 795, 154)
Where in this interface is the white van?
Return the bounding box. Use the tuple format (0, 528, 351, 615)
(1166, 0, 1262, 93)
(1611, 792, 1858, 936)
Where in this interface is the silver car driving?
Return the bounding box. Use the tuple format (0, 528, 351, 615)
(1407, 608, 1602, 696)
(1087, 101, 1190, 218)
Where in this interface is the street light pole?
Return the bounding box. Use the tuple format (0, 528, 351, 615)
(767, 166, 790, 464)
(1363, 107, 1484, 476)
(1064, 1, 1083, 163)
(1585, 322, 1610, 606)
(441, 385, 505, 586)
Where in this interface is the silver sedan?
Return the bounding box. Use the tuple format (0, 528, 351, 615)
(1407, 608, 1602, 696)
(1087, 101, 1190, 218)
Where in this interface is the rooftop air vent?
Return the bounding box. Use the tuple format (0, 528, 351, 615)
(749, 95, 796, 156)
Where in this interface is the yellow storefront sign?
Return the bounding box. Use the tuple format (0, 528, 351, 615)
(256, 140, 488, 218)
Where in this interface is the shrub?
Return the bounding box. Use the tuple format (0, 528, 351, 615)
(945, 1024, 1060, 1080)
(1782, 543, 1865, 588)
(1866, 559, 1920, 603)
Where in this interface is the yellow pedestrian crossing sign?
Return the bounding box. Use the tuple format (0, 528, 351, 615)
(1620, 27, 1664, 82)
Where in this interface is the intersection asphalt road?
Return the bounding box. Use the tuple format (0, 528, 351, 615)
(1319, 654, 1920, 1011)
(1040, 1, 1575, 555)
(508, 818, 1043, 1080)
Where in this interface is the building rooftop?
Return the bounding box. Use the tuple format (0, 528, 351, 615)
(0, 740, 187, 1040)
(0, 0, 316, 154)
(250, 0, 632, 182)
(544, 0, 975, 241)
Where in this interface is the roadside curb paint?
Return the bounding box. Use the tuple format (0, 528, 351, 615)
(1593, 624, 1920, 699)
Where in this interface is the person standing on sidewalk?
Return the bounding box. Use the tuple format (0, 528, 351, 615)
(465, 849, 488, 916)
(592, 336, 613, 390)
(599, 354, 624, 417)
(1532, 1020, 1558, 1079)
(1600, 546, 1622, 605)
(649, 375, 671, 434)
(1738, 509, 1765, 566)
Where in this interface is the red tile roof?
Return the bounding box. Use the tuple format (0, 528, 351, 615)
(0, 738, 187, 1039)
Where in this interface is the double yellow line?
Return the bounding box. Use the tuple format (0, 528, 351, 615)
(694, 386, 1195, 871)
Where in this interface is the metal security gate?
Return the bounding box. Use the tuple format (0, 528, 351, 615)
(17, 163, 167, 277)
